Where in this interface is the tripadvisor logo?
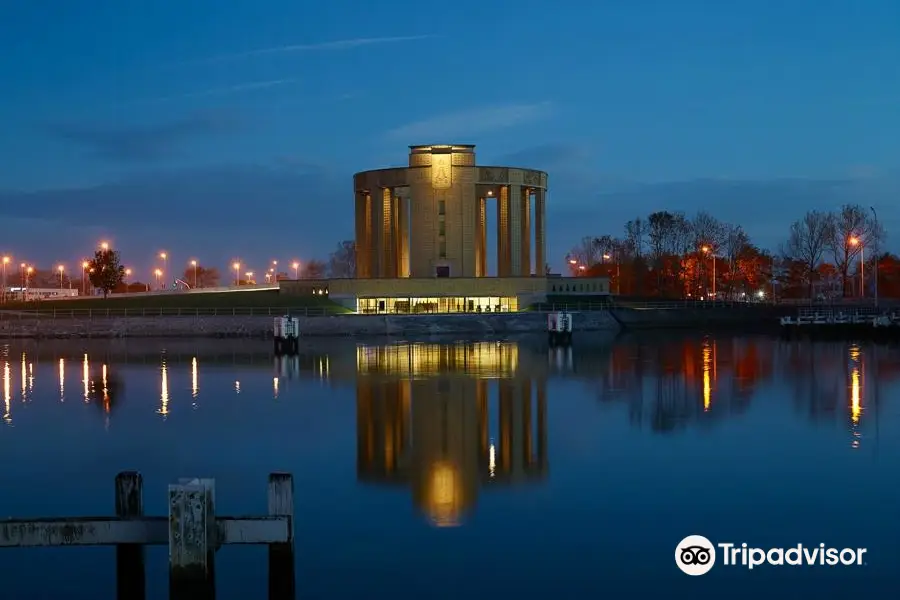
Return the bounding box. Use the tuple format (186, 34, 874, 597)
(675, 535, 867, 575)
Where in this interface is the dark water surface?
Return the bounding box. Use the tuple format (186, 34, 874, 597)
(0, 334, 898, 599)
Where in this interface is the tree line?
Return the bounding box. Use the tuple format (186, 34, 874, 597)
(566, 204, 894, 300)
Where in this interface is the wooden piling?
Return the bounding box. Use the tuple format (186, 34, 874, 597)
(115, 471, 145, 600)
(169, 478, 216, 600)
(267, 472, 295, 600)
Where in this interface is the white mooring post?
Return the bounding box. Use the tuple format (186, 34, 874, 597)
(547, 311, 573, 347)
(274, 315, 300, 356)
(169, 478, 216, 600)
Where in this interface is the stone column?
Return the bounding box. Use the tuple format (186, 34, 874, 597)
(520, 188, 532, 276)
(397, 193, 410, 278)
(534, 189, 546, 276)
(354, 191, 371, 278)
(497, 187, 511, 277)
(379, 188, 395, 278)
(476, 196, 487, 277)
(507, 185, 525, 276)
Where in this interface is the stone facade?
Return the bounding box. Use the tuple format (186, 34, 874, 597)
(354, 145, 548, 279)
(0, 312, 620, 339)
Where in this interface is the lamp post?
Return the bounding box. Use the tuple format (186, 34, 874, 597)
(57, 265, 65, 289)
(159, 252, 168, 288)
(233, 262, 240, 286)
(849, 236, 865, 298)
(124, 268, 132, 289)
(871, 206, 878, 307)
(24, 265, 33, 300)
(190, 260, 198, 289)
(701, 246, 716, 298)
(154, 269, 162, 289)
(1, 255, 9, 303)
(245, 271, 254, 285)
(292, 261, 300, 279)
(82, 261, 89, 296)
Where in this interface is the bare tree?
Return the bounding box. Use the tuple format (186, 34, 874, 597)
(827, 204, 884, 296)
(327, 240, 356, 278)
(566, 236, 602, 272)
(720, 224, 750, 297)
(785, 210, 833, 298)
(692, 211, 724, 251)
(624, 218, 646, 258)
(301, 260, 327, 279)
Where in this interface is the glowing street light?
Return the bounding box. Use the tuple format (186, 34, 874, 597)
(57, 265, 65, 288)
(159, 252, 168, 285)
(245, 271, 254, 285)
(100, 241, 109, 251)
(232, 262, 241, 286)
(292, 261, 300, 279)
(701, 246, 716, 298)
(849, 236, 864, 297)
(82, 260, 90, 296)
(154, 268, 162, 288)
(1, 255, 10, 303)
(190, 259, 198, 289)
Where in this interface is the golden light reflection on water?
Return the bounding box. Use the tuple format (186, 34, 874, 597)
(848, 344, 863, 449)
(20, 354, 26, 400)
(191, 357, 198, 399)
(702, 342, 712, 411)
(235, 380, 241, 394)
(488, 443, 496, 478)
(426, 461, 461, 528)
(82, 354, 90, 402)
(58, 358, 65, 402)
(158, 359, 169, 418)
(3, 361, 11, 425)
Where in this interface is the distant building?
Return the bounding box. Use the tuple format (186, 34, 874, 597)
(4, 287, 79, 301)
(281, 144, 609, 312)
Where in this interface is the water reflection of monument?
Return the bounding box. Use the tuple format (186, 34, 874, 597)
(356, 343, 547, 527)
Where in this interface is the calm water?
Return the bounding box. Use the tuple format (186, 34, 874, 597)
(0, 333, 898, 599)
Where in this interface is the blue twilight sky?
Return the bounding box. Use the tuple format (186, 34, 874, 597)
(1, 0, 899, 279)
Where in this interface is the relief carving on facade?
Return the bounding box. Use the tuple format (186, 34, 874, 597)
(523, 170, 542, 186)
(478, 167, 509, 184)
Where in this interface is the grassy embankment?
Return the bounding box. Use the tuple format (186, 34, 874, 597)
(0, 289, 351, 313)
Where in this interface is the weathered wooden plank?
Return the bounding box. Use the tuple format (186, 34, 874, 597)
(267, 472, 295, 600)
(115, 471, 145, 600)
(0, 516, 289, 547)
(0, 517, 168, 547)
(169, 479, 216, 600)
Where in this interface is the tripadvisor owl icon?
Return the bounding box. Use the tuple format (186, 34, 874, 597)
(676, 535, 716, 576)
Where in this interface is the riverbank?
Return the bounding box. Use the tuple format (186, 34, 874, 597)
(0, 311, 621, 339)
(609, 305, 794, 331)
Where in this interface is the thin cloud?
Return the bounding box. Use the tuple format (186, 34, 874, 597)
(143, 78, 298, 103)
(385, 102, 554, 141)
(189, 35, 434, 65)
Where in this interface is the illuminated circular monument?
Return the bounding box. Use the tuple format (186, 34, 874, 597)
(353, 144, 548, 279)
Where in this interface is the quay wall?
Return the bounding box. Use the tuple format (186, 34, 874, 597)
(610, 306, 795, 330)
(0, 311, 621, 339)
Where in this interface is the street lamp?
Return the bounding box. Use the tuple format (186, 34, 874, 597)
(292, 261, 300, 279)
(100, 241, 109, 251)
(159, 252, 168, 285)
(124, 268, 132, 286)
(57, 265, 65, 289)
(24, 266, 33, 298)
(233, 262, 241, 286)
(154, 268, 162, 289)
(870, 206, 879, 307)
(849, 236, 864, 298)
(1, 255, 9, 303)
(701, 246, 716, 298)
(82, 260, 90, 296)
(190, 259, 198, 288)
(245, 271, 254, 285)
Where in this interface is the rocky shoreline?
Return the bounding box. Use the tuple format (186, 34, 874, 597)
(0, 311, 621, 339)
